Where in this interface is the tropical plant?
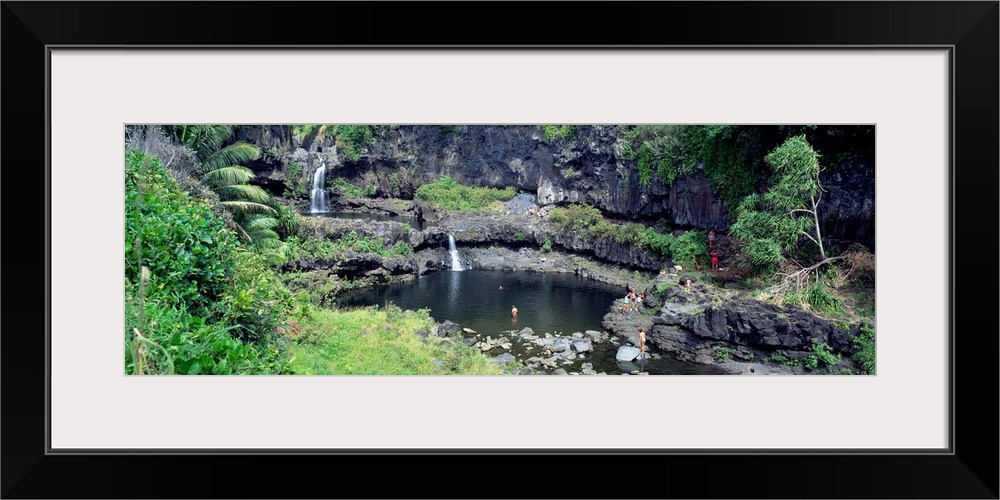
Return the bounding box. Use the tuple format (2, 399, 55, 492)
(168, 125, 286, 262)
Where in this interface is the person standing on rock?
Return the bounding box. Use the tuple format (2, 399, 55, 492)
(711, 250, 719, 271)
(708, 229, 716, 249)
(638, 327, 646, 358)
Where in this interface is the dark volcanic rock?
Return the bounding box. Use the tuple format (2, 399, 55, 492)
(646, 279, 869, 369)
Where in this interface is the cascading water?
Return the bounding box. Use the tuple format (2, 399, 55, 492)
(310, 164, 329, 213)
(448, 234, 464, 271)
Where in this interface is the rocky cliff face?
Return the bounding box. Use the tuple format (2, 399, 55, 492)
(239, 125, 875, 249)
(644, 274, 868, 370)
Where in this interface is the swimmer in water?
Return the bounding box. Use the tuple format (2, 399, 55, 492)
(511, 305, 518, 319)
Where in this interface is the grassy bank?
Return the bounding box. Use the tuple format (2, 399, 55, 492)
(288, 305, 507, 375)
(414, 176, 516, 211)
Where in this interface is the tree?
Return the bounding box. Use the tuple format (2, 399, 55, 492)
(167, 125, 285, 262)
(731, 134, 832, 275)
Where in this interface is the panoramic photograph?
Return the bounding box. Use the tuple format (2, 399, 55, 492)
(124, 124, 875, 375)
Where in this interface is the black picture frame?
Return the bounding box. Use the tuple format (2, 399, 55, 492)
(2, 2, 996, 498)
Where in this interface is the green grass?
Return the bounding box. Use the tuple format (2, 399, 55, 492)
(288, 305, 506, 375)
(414, 176, 516, 211)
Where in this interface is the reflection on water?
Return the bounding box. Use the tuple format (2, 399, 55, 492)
(338, 269, 719, 374)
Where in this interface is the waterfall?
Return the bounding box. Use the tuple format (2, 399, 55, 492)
(448, 234, 464, 271)
(310, 164, 329, 213)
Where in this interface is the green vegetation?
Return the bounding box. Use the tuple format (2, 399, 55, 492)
(332, 125, 375, 161)
(330, 177, 363, 197)
(548, 203, 708, 269)
(514, 231, 525, 241)
(564, 167, 574, 179)
(730, 135, 827, 274)
(712, 345, 732, 362)
(283, 160, 308, 198)
(543, 125, 575, 141)
(166, 125, 285, 263)
(440, 125, 457, 134)
(851, 324, 876, 374)
(652, 281, 673, 298)
(288, 305, 506, 375)
(769, 353, 798, 367)
(804, 341, 840, 371)
(284, 231, 412, 262)
(125, 150, 294, 374)
(414, 176, 516, 211)
(540, 238, 553, 252)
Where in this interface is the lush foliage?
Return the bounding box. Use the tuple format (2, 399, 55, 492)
(730, 135, 827, 274)
(414, 176, 516, 211)
(851, 324, 876, 374)
(548, 203, 708, 269)
(712, 345, 732, 362)
(284, 231, 412, 262)
(125, 150, 294, 374)
(543, 125, 575, 141)
(288, 305, 506, 375)
(283, 160, 308, 198)
(167, 125, 285, 262)
(332, 125, 375, 161)
(804, 341, 840, 371)
(621, 126, 698, 188)
(330, 177, 363, 197)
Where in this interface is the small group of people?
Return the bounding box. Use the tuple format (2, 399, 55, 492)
(708, 230, 720, 271)
(621, 290, 645, 314)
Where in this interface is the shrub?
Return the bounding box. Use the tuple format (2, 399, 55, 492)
(332, 125, 374, 161)
(543, 125, 575, 141)
(414, 176, 516, 211)
(330, 177, 363, 197)
(804, 281, 843, 314)
(712, 345, 732, 361)
(851, 324, 875, 374)
(804, 341, 840, 371)
(125, 150, 293, 373)
(541, 238, 553, 252)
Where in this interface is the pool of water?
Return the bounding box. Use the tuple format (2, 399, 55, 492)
(338, 269, 718, 375)
(303, 211, 426, 230)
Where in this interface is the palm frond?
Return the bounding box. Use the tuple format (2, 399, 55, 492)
(219, 201, 279, 217)
(244, 215, 280, 231)
(201, 142, 261, 172)
(203, 166, 255, 188)
(215, 184, 272, 204)
(246, 229, 282, 246)
(202, 166, 256, 188)
(190, 125, 234, 160)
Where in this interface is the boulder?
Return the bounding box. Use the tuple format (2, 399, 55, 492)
(616, 345, 641, 362)
(572, 340, 593, 353)
(495, 353, 516, 364)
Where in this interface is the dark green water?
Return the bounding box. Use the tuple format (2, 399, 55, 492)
(338, 269, 719, 375)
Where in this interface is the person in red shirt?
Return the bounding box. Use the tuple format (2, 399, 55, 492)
(711, 250, 719, 271)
